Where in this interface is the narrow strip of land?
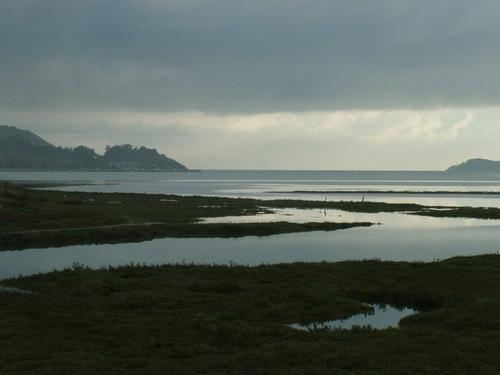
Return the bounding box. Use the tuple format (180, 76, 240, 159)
(0, 221, 372, 251)
(268, 189, 500, 195)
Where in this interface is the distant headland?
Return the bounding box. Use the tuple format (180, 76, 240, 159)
(0, 125, 188, 171)
(447, 158, 500, 173)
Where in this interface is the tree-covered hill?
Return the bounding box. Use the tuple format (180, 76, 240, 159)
(0, 125, 52, 147)
(0, 125, 188, 171)
(447, 158, 500, 173)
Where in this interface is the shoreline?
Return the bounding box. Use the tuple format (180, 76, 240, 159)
(0, 168, 201, 172)
(0, 221, 372, 251)
(268, 190, 500, 195)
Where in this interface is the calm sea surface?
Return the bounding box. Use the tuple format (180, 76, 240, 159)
(4, 169, 500, 206)
(1, 170, 500, 279)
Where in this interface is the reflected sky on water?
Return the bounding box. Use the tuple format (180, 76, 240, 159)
(1, 170, 500, 280)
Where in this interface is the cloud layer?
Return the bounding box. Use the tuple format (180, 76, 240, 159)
(2, 0, 500, 113)
(2, 1, 499, 169)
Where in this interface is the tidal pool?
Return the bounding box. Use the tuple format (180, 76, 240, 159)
(289, 304, 418, 331)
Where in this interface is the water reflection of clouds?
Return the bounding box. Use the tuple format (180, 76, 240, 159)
(2, 171, 500, 280)
(1, 227, 500, 281)
(289, 304, 417, 331)
(202, 208, 500, 230)
(4, 170, 500, 208)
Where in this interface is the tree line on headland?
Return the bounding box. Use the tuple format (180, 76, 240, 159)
(0, 125, 188, 171)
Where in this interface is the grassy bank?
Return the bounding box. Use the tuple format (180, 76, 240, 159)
(411, 207, 500, 220)
(2, 182, 500, 250)
(0, 183, 267, 232)
(264, 198, 425, 212)
(0, 221, 372, 251)
(0, 183, 376, 250)
(0, 254, 499, 374)
(0, 183, 421, 233)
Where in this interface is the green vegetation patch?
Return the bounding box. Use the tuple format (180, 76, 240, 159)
(0, 183, 373, 250)
(0, 182, 267, 232)
(411, 206, 500, 220)
(0, 221, 372, 251)
(0, 254, 499, 374)
(264, 198, 426, 212)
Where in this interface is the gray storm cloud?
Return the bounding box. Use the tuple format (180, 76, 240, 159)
(2, 0, 500, 113)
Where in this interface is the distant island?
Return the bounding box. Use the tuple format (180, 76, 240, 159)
(0, 125, 188, 171)
(447, 158, 500, 173)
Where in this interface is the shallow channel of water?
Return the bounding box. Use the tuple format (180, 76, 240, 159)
(1, 223, 499, 280)
(2, 171, 500, 280)
(201, 207, 500, 230)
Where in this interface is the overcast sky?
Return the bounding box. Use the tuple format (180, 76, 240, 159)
(2, 0, 500, 169)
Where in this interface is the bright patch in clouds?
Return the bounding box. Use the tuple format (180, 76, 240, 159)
(3, 107, 494, 170)
(373, 111, 473, 143)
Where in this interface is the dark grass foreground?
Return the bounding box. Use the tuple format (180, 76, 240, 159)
(1, 254, 500, 374)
